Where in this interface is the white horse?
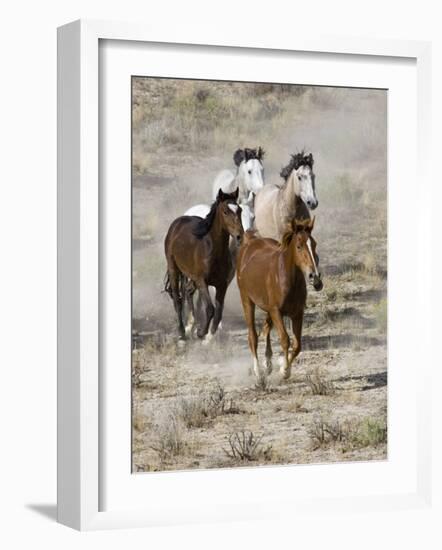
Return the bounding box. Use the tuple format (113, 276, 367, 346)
(254, 152, 318, 242)
(212, 147, 265, 202)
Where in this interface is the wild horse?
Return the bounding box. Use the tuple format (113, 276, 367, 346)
(165, 189, 243, 342)
(237, 218, 323, 380)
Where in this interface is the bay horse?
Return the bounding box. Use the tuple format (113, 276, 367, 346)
(236, 218, 323, 380)
(182, 191, 255, 336)
(212, 147, 265, 202)
(254, 151, 318, 242)
(164, 189, 243, 342)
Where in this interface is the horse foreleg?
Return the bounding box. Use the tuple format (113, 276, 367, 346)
(205, 284, 227, 342)
(195, 282, 214, 339)
(269, 309, 291, 379)
(240, 295, 262, 379)
(289, 312, 303, 366)
(261, 314, 273, 374)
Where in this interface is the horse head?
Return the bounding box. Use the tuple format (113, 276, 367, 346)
(216, 188, 244, 244)
(280, 151, 318, 210)
(233, 147, 265, 195)
(281, 217, 323, 291)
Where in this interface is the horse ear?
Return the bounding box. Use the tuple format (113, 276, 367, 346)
(217, 188, 225, 201)
(257, 147, 265, 160)
(232, 187, 239, 200)
(233, 149, 245, 167)
(307, 153, 313, 166)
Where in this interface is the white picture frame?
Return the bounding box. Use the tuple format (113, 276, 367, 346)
(57, 19, 432, 531)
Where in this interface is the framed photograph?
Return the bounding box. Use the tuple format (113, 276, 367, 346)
(57, 19, 432, 530)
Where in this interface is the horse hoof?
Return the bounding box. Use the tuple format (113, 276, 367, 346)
(202, 332, 214, 346)
(280, 368, 291, 380)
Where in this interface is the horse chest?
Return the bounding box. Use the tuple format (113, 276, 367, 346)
(207, 251, 231, 285)
(278, 277, 307, 315)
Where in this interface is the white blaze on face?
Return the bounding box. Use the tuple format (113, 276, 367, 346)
(228, 203, 239, 214)
(306, 238, 319, 277)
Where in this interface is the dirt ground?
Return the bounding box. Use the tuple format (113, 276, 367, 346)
(131, 79, 387, 473)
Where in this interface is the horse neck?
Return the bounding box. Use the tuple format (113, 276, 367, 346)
(278, 174, 311, 222)
(279, 243, 305, 290)
(233, 168, 247, 199)
(279, 173, 298, 219)
(209, 208, 230, 254)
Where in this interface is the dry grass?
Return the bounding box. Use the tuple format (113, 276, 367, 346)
(304, 368, 335, 396)
(132, 335, 181, 383)
(310, 416, 387, 451)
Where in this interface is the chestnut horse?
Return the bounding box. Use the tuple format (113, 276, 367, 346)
(236, 218, 323, 380)
(164, 189, 243, 342)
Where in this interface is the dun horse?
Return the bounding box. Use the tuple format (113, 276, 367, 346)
(165, 189, 243, 342)
(254, 151, 318, 242)
(237, 218, 323, 380)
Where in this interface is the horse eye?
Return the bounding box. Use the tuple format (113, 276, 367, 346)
(248, 170, 252, 175)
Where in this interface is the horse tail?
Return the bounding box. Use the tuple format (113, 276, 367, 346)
(163, 271, 173, 298)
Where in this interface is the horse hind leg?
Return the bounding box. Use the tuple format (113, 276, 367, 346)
(166, 263, 186, 341)
(182, 277, 196, 337)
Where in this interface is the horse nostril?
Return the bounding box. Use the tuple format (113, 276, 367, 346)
(309, 273, 314, 279)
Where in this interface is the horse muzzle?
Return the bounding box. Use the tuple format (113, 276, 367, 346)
(313, 275, 323, 291)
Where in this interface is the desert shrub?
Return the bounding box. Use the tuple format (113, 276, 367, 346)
(310, 417, 351, 450)
(176, 395, 209, 429)
(150, 412, 186, 461)
(224, 430, 272, 462)
(304, 368, 335, 396)
(175, 382, 240, 429)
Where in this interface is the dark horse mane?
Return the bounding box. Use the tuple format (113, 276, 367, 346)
(192, 201, 219, 239)
(192, 190, 238, 239)
(233, 146, 265, 167)
(279, 219, 312, 250)
(280, 150, 314, 181)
